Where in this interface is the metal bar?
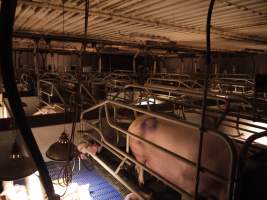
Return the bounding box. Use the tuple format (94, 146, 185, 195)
(90, 154, 146, 200)
(80, 84, 96, 104)
(81, 110, 194, 198)
(39, 80, 66, 109)
(115, 158, 127, 174)
(234, 130, 267, 199)
(106, 86, 267, 134)
(80, 100, 237, 199)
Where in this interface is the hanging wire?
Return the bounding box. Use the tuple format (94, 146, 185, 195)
(55, 1, 91, 196)
(55, 1, 72, 195)
(194, 0, 216, 199)
(62, 0, 67, 133)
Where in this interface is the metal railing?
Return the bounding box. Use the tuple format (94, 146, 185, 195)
(38, 79, 66, 109)
(80, 100, 238, 199)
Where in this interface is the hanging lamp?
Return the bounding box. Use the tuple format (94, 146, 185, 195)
(46, 131, 76, 161)
(45, 0, 76, 162)
(0, 134, 36, 181)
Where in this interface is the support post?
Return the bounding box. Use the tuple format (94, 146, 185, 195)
(33, 40, 39, 75)
(133, 50, 139, 73)
(153, 59, 157, 74)
(98, 54, 102, 73)
(181, 58, 184, 73)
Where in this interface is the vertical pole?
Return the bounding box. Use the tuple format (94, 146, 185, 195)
(232, 64, 236, 73)
(109, 54, 111, 72)
(194, 0, 215, 199)
(14, 50, 17, 70)
(194, 59, 197, 73)
(47, 41, 54, 72)
(33, 40, 39, 75)
(33, 40, 39, 96)
(214, 63, 218, 74)
(133, 58, 136, 73)
(133, 50, 139, 73)
(18, 51, 21, 68)
(163, 57, 166, 73)
(181, 58, 184, 73)
(153, 59, 157, 74)
(98, 54, 102, 73)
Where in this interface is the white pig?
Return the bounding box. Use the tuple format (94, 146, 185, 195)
(33, 105, 63, 115)
(128, 114, 237, 200)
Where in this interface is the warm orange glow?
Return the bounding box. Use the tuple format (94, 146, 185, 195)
(0, 172, 92, 200)
(25, 172, 45, 200)
(1, 181, 28, 200)
(53, 182, 92, 200)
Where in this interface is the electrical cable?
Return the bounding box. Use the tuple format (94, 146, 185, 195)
(55, 0, 90, 196)
(0, 0, 58, 199)
(194, 0, 216, 199)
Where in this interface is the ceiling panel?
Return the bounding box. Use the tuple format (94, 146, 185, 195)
(13, 0, 267, 52)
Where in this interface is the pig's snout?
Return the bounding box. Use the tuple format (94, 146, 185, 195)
(124, 192, 152, 200)
(124, 193, 141, 200)
(77, 142, 99, 157)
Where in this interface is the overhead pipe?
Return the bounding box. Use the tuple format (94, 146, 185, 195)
(0, 0, 58, 199)
(13, 31, 207, 53)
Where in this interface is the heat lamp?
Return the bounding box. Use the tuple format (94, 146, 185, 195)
(46, 131, 76, 162)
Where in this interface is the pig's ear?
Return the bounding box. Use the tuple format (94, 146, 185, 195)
(140, 117, 157, 133)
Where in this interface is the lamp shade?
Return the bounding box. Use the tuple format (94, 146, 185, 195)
(46, 132, 76, 161)
(0, 142, 36, 181)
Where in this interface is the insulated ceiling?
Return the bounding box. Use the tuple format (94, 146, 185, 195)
(14, 0, 267, 53)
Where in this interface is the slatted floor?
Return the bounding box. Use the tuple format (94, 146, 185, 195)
(46, 159, 126, 200)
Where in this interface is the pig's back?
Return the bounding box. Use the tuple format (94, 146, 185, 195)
(150, 119, 200, 162)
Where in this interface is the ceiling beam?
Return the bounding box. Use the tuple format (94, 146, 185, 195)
(13, 31, 206, 54)
(16, 0, 267, 46)
(17, 0, 203, 34)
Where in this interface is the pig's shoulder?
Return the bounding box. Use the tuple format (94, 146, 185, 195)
(128, 115, 157, 134)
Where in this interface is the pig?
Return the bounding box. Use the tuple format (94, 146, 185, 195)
(77, 142, 100, 159)
(127, 114, 237, 200)
(33, 105, 63, 115)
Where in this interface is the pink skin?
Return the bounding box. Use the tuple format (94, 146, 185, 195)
(33, 106, 58, 115)
(124, 192, 151, 200)
(128, 115, 235, 200)
(124, 193, 140, 200)
(77, 142, 99, 158)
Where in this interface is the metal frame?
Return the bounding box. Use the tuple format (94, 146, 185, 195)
(105, 83, 267, 137)
(38, 79, 66, 110)
(38, 73, 96, 109)
(80, 100, 238, 200)
(147, 77, 203, 90)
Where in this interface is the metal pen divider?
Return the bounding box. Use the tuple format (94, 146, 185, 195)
(80, 100, 237, 199)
